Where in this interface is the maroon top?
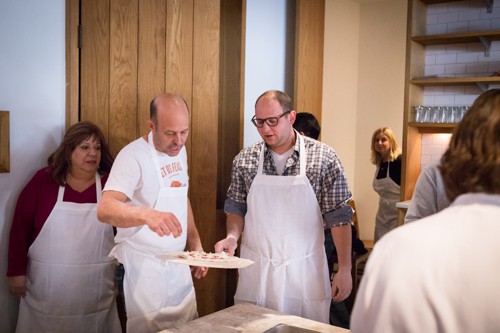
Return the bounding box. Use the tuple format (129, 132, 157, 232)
(7, 167, 108, 276)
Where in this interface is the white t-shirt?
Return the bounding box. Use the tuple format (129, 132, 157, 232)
(351, 193, 500, 333)
(103, 137, 188, 240)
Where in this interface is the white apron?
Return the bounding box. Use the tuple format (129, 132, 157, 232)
(372, 161, 400, 242)
(235, 135, 331, 323)
(16, 174, 121, 333)
(109, 131, 197, 333)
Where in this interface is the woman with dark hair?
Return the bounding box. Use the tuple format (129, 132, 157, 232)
(370, 127, 402, 242)
(351, 89, 500, 333)
(7, 121, 121, 333)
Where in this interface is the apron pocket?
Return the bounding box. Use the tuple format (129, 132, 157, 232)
(25, 260, 49, 308)
(46, 262, 114, 315)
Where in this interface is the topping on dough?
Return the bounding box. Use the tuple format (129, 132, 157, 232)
(178, 251, 238, 262)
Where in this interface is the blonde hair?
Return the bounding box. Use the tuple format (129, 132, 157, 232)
(370, 127, 402, 165)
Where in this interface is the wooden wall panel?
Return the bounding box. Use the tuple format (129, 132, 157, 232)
(65, 0, 80, 128)
(70, 0, 244, 317)
(218, 0, 245, 308)
(165, 0, 194, 159)
(0, 111, 9, 173)
(294, 0, 325, 123)
(138, 0, 167, 136)
(218, 0, 243, 208)
(190, 0, 221, 315)
(109, 0, 139, 156)
(165, 0, 194, 104)
(80, 0, 110, 140)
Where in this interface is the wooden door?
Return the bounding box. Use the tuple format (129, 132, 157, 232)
(67, 0, 244, 316)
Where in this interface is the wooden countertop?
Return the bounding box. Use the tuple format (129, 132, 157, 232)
(159, 303, 350, 333)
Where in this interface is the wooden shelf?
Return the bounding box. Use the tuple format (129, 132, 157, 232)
(402, 0, 495, 201)
(412, 30, 500, 46)
(419, 0, 493, 12)
(420, 0, 489, 3)
(410, 76, 500, 86)
(408, 122, 456, 133)
(420, 0, 461, 3)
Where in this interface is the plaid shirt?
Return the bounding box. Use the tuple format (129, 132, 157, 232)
(224, 135, 353, 227)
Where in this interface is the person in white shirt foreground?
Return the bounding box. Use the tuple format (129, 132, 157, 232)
(350, 88, 500, 333)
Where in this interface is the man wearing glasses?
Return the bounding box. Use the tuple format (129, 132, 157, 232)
(215, 90, 354, 324)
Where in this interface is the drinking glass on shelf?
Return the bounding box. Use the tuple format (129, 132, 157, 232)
(423, 106, 431, 122)
(458, 106, 468, 122)
(430, 106, 442, 123)
(449, 106, 459, 123)
(415, 106, 424, 122)
(440, 106, 450, 123)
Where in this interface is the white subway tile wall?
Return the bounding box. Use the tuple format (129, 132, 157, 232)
(420, 0, 499, 166)
(421, 133, 452, 170)
(423, 0, 500, 102)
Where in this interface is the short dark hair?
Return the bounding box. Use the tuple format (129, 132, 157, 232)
(440, 89, 500, 201)
(47, 121, 113, 185)
(293, 112, 321, 140)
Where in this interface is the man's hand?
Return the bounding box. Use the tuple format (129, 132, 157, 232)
(191, 266, 208, 279)
(214, 235, 238, 256)
(145, 210, 183, 238)
(8, 275, 26, 298)
(331, 268, 352, 302)
(189, 245, 209, 279)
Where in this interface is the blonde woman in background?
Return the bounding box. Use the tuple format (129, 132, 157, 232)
(371, 127, 402, 243)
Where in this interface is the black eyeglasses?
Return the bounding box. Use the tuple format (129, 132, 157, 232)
(251, 111, 291, 128)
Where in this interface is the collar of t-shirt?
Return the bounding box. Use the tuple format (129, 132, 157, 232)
(269, 146, 295, 175)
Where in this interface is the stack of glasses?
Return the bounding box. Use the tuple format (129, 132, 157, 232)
(414, 106, 469, 123)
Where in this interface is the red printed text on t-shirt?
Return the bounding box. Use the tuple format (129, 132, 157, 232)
(160, 161, 182, 178)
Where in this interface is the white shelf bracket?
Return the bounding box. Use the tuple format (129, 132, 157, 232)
(476, 82, 488, 92)
(485, 0, 493, 13)
(479, 36, 491, 57)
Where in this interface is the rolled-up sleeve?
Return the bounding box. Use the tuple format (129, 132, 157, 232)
(324, 205, 354, 228)
(224, 198, 247, 217)
(320, 149, 353, 228)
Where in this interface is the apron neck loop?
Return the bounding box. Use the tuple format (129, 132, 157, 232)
(257, 131, 307, 176)
(57, 173, 102, 202)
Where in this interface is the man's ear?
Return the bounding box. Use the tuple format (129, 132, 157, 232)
(146, 119, 155, 131)
(289, 110, 296, 124)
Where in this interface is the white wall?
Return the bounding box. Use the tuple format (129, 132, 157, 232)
(0, 1, 66, 331)
(244, 0, 293, 147)
(322, 0, 360, 200)
(356, 0, 407, 241)
(323, 0, 407, 241)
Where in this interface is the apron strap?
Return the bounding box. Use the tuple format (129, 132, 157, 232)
(95, 173, 102, 200)
(57, 184, 65, 202)
(298, 131, 306, 176)
(245, 243, 323, 268)
(148, 131, 164, 185)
